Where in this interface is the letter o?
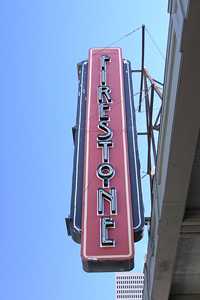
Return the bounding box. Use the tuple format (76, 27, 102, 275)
(97, 163, 115, 188)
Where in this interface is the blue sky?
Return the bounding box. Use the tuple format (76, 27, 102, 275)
(0, 1, 168, 299)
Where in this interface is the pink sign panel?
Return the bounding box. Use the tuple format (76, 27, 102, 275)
(81, 48, 134, 272)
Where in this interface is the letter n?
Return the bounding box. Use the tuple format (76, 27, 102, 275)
(97, 188, 117, 215)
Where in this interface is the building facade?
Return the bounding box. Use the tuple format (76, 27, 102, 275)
(115, 273, 144, 299)
(143, 1, 200, 300)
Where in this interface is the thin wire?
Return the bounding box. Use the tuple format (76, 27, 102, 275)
(91, 26, 142, 58)
(141, 173, 148, 179)
(106, 26, 142, 47)
(145, 27, 165, 61)
(134, 85, 151, 98)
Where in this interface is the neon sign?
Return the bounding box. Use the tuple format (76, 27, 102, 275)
(66, 48, 144, 273)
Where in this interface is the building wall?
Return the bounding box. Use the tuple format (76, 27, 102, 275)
(144, 1, 200, 299)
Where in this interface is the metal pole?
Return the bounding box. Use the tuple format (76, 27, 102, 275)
(144, 75, 150, 175)
(138, 24, 145, 112)
(153, 107, 162, 130)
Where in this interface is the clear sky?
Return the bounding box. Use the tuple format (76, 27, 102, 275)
(1, 1, 169, 299)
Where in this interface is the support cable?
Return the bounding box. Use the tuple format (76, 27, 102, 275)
(145, 27, 165, 61)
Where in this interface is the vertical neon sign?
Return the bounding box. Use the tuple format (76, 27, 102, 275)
(81, 48, 134, 272)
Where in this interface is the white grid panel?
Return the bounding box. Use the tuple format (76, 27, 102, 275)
(115, 272, 144, 299)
